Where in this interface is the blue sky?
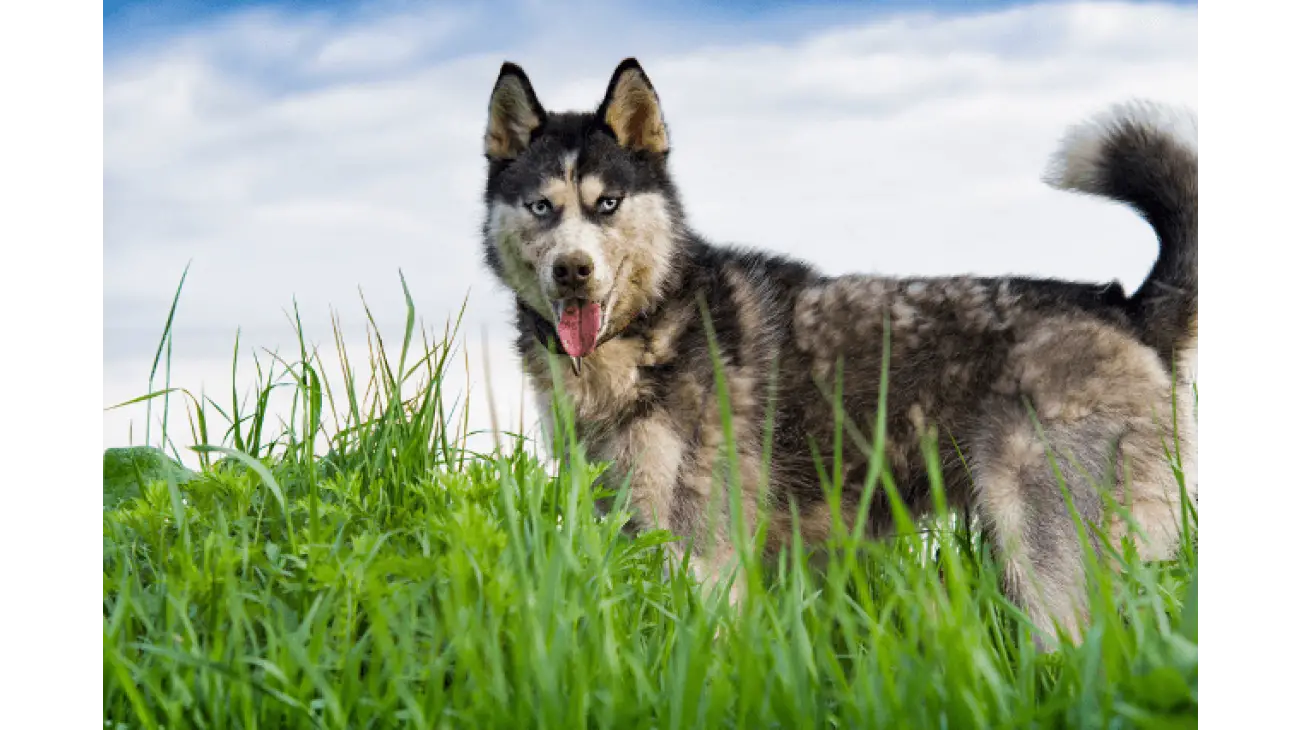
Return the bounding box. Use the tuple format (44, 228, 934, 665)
(102, 0, 1197, 456)
(103, 0, 1074, 30)
(104, 1, 1196, 55)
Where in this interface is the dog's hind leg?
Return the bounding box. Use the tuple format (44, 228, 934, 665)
(972, 316, 1194, 648)
(1107, 381, 1197, 563)
(970, 405, 1119, 649)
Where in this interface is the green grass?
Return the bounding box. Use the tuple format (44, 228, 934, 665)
(103, 276, 1197, 729)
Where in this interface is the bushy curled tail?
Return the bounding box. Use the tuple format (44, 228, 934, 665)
(1045, 101, 1198, 374)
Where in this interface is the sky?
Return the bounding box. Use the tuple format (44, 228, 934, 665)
(102, 0, 1198, 462)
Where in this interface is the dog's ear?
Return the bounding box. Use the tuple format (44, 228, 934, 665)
(597, 58, 668, 154)
(485, 62, 546, 160)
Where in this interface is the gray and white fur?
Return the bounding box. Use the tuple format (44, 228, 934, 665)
(477, 59, 1198, 646)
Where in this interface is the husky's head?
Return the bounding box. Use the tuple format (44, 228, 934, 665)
(480, 58, 684, 363)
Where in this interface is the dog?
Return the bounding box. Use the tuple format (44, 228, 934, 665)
(477, 58, 1197, 646)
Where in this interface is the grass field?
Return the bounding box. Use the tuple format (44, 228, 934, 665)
(103, 279, 1198, 729)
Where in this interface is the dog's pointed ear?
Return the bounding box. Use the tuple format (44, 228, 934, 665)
(485, 62, 546, 160)
(597, 58, 668, 154)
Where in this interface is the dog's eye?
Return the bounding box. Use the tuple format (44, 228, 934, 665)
(596, 197, 622, 215)
(527, 200, 553, 217)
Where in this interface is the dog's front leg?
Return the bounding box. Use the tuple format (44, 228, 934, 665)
(607, 411, 746, 607)
(675, 539, 747, 608)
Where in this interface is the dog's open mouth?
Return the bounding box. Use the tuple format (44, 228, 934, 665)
(551, 298, 605, 372)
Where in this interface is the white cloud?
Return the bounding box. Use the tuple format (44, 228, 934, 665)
(104, 0, 1197, 462)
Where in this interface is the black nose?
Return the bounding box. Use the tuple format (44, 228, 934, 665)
(552, 252, 594, 287)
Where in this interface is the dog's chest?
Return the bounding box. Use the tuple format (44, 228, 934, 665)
(524, 336, 656, 432)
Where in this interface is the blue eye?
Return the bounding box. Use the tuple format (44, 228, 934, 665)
(596, 197, 622, 215)
(527, 199, 553, 217)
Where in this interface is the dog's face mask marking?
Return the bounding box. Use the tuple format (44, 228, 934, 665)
(482, 61, 680, 365)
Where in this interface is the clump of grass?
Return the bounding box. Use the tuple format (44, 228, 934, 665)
(103, 273, 1197, 729)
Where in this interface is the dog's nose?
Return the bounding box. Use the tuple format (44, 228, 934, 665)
(552, 252, 594, 287)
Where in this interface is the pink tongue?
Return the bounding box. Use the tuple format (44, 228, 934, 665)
(557, 301, 603, 358)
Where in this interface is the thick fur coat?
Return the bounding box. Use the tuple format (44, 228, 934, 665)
(478, 58, 1197, 645)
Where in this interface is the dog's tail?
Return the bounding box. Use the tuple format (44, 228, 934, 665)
(1044, 101, 1198, 375)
